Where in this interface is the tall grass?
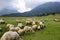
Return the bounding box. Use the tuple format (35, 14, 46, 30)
(0, 14, 60, 40)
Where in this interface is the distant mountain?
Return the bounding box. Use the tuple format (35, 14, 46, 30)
(29, 2, 60, 15)
(0, 9, 18, 15)
(1, 2, 60, 16)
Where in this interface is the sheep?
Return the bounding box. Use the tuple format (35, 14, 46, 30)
(7, 24, 21, 32)
(6, 24, 23, 32)
(9, 27, 16, 31)
(32, 21, 38, 25)
(18, 29, 25, 36)
(0, 31, 22, 40)
(32, 19, 35, 25)
(17, 23, 24, 29)
(14, 27, 21, 32)
(32, 21, 36, 25)
(53, 19, 60, 22)
(27, 27, 35, 33)
(32, 24, 37, 31)
(23, 26, 29, 33)
(26, 19, 32, 25)
(37, 26, 40, 30)
(6, 24, 14, 30)
(0, 19, 5, 24)
(39, 21, 45, 29)
(23, 26, 35, 33)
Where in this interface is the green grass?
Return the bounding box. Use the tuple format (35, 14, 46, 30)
(0, 14, 60, 40)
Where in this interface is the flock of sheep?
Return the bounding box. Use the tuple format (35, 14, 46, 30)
(0, 19, 46, 40)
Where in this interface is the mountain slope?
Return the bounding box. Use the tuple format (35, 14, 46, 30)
(1, 2, 60, 16)
(0, 9, 18, 15)
(29, 2, 60, 15)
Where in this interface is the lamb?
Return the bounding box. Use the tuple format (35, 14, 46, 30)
(0, 30, 22, 40)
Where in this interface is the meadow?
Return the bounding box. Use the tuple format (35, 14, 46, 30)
(0, 14, 60, 40)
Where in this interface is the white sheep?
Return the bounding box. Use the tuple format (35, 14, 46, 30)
(32, 21, 36, 25)
(6, 24, 14, 30)
(27, 27, 35, 33)
(0, 19, 5, 24)
(39, 21, 45, 29)
(32, 24, 37, 31)
(37, 26, 40, 30)
(39, 21, 43, 25)
(32, 21, 38, 25)
(15, 27, 21, 32)
(17, 23, 24, 29)
(23, 26, 29, 33)
(32, 18, 38, 24)
(26, 19, 32, 25)
(53, 19, 60, 22)
(0, 31, 22, 40)
(18, 29, 25, 35)
(23, 26, 35, 33)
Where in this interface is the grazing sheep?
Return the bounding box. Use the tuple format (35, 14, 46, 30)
(17, 23, 24, 29)
(27, 27, 35, 33)
(53, 19, 60, 22)
(9, 27, 16, 31)
(39, 21, 45, 29)
(18, 29, 25, 35)
(26, 19, 32, 25)
(23, 26, 35, 33)
(23, 26, 29, 33)
(32, 24, 37, 31)
(32, 21, 36, 25)
(15, 27, 21, 32)
(0, 31, 22, 40)
(37, 26, 40, 30)
(6, 24, 14, 30)
(32, 21, 38, 25)
(0, 19, 5, 24)
(32, 19, 38, 25)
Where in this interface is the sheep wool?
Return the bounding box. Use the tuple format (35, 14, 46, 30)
(0, 31, 21, 40)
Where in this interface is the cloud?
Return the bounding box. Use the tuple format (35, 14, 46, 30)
(0, 0, 60, 13)
(11, 0, 31, 13)
(0, 0, 32, 13)
(25, 0, 60, 8)
(0, 0, 31, 13)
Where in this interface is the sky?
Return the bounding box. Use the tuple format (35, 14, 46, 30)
(0, 0, 60, 13)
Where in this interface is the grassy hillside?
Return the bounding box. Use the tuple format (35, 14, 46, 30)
(0, 14, 60, 40)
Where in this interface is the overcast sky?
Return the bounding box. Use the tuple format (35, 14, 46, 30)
(0, 0, 60, 13)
